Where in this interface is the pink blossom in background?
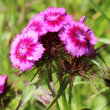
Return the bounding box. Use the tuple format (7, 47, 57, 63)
(22, 14, 47, 36)
(9, 30, 45, 71)
(42, 7, 69, 32)
(0, 75, 8, 94)
(59, 16, 98, 57)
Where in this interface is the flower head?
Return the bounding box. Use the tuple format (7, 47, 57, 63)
(22, 14, 47, 36)
(42, 7, 68, 32)
(59, 16, 98, 57)
(9, 31, 45, 71)
(0, 75, 8, 94)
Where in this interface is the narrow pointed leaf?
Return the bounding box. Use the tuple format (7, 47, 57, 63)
(92, 59, 105, 75)
(16, 85, 36, 110)
(97, 53, 108, 69)
(45, 74, 70, 110)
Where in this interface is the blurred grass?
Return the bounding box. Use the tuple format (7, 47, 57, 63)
(0, 0, 110, 110)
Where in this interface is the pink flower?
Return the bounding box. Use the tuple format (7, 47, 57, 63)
(59, 16, 98, 57)
(42, 7, 72, 32)
(9, 30, 45, 71)
(22, 14, 47, 36)
(0, 75, 8, 94)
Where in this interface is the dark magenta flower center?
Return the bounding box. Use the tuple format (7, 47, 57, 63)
(68, 26, 90, 48)
(15, 38, 35, 61)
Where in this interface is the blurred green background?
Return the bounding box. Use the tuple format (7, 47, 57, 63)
(0, 0, 110, 110)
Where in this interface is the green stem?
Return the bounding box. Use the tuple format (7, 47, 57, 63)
(69, 82, 72, 110)
(74, 86, 80, 110)
(47, 82, 60, 110)
(45, 74, 70, 110)
(61, 92, 68, 110)
(55, 102, 60, 110)
(47, 65, 60, 110)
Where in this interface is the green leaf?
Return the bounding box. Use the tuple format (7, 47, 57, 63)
(45, 74, 70, 110)
(98, 38, 110, 44)
(96, 44, 109, 53)
(16, 85, 36, 110)
(97, 53, 108, 69)
(92, 59, 105, 75)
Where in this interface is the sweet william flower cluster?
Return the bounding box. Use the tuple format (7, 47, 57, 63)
(9, 7, 98, 71)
